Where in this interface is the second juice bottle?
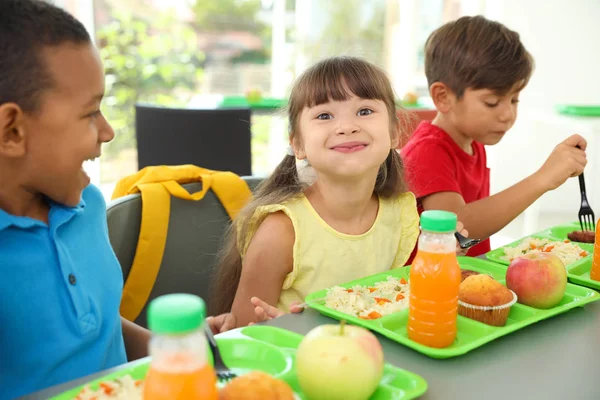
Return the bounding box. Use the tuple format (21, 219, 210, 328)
(407, 210, 461, 348)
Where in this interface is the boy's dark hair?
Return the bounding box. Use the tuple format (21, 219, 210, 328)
(425, 15, 534, 98)
(0, 0, 91, 114)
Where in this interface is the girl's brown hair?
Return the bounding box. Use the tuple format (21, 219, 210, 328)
(210, 56, 412, 315)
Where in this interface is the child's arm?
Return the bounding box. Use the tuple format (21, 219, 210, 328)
(121, 317, 150, 361)
(251, 297, 304, 321)
(230, 211, 294, 328)
(423, 135, 587, 239)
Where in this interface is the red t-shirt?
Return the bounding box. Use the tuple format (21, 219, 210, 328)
(400, 121, 491, 260)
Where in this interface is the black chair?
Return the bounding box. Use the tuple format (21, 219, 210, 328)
(135, 105, 252, 176)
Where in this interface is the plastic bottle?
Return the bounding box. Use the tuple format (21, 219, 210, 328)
(590, 220, 600, 281)
(143, 293, 218, 400)
(407, 210, 461, 348)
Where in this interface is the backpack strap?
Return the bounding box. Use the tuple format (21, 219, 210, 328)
(112, 165, 252, 321)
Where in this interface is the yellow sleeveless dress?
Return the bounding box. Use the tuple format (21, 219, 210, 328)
(240, 192, 419, 312)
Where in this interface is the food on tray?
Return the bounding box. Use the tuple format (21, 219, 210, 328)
(567, 230, 595, 243)
(501, 237, 589, 266)
(324, 276, 409, 320)
(460, 269, 480, 282)
(506, 252, 567, 309)
(75, 375, 143, 399)
(296, 322, 384, 400)
(219, 371, 295, 400)
(459, 275, 513, 306)
(458, 274, 516, 326)
(75, 372, 295, 400)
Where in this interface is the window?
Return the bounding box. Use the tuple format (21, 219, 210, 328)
(54, 0, 472, 199)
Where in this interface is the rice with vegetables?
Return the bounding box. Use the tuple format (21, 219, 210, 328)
(75, 375, 143, 399)
(501, 237, 589, 266)
(324, 276, 410, 320)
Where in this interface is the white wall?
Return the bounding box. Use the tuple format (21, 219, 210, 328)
(482, 0, 600, 217)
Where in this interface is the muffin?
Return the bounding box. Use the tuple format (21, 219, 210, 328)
(219, 371, 295, 400)
(460, 269, 481, 282)
(458, 274, 517, 327)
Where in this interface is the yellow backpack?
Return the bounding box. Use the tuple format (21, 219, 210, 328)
(111, 165, 252, 321)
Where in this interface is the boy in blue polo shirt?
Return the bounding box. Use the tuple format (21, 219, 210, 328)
(0, 1, 235, 398)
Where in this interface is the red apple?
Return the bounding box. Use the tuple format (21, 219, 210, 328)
(295, 321, 384, 400)
(505, 253, 567, 309)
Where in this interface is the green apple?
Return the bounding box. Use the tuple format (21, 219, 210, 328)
(296, 321, 384, 400)
(245, 88, 262, 103)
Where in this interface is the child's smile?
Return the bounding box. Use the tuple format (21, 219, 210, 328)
(330, 141, 369, 153)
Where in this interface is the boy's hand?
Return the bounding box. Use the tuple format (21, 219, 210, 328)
(536, 134, 587, 191)
(121, 317, 151, 361)
(251, 296, 303, 324)
(456, 221, 469, 256)
(206, 313, 237, 334)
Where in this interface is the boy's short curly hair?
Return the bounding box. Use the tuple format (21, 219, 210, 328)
(0, 0, 91, 114)
(425, 15, 534, 98)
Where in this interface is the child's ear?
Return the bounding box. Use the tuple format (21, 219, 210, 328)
(430, 82, 456, 114)
(0, 103, 26, 157)
(390, 116, 401, 148)
(290, 135, 306, 160)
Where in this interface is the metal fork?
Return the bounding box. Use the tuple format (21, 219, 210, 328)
(577, 171, 596, 232)
(204, 325, 237, 382)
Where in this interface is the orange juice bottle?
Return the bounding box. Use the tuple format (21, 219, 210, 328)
(144, 294, 218, 400)
(590, 220, 600, 281)
(407, 210, 461, 348)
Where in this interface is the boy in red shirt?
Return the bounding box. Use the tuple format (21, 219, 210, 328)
(401, 15, 587, 257)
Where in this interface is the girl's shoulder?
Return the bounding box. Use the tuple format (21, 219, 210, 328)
(380, 191, 417, 210)
(250, 195, 305, 222)
(378, 191, 419, 229)
(238, 196, 304, 257)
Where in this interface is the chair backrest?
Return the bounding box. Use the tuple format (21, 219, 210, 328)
(107, 176, 263, 327)
(135, 105, 252, 176)
(396, 108, 437, 148)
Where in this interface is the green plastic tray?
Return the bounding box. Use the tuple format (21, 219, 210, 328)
(218, 96, 433, 112)
(536, 222, 599, 290)
(556, 104, 600, 117)
(305, 257, 600, 359)
(486, 226, 599, 290)
(536, 221, 594, 243)
(51, 325, 427, 400)
(219, 95, 287, 110)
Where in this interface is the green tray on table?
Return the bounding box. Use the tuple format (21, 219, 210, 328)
(218, 95, 433, 112)
(556, 105, 600, 117)
(486, 223, 599, 290)
(219, 95, 287, 110)
(305, 257, 600, 359)
(51, 325, 428, 400)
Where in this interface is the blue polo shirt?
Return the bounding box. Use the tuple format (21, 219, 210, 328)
(0, 184, 127, 399)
